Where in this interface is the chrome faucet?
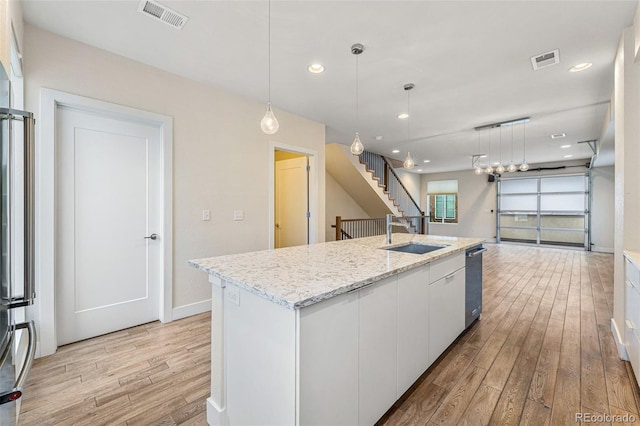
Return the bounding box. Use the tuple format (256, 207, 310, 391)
(386, 214, 409, 244)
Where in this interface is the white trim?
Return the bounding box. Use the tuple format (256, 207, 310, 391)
(611, 318, 629, 360)
(207, 397, 227, 426)
(172, 299, 212, 320)
(37, 88, 173, 357)
(268, 142, 319, 249)
(592, 246, 615, 253)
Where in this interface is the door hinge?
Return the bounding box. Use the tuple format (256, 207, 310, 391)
(306, 165, 311, 172)
(306, 211, 311, 218)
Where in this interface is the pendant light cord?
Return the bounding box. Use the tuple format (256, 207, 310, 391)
(523, 121, 526, 161)
(499, 126, 502, 163)
(268, 0, 271, 103)
(488, 128, 492, 162)
(407, 87, 411, 141)
(355, 54, 359, 131)
(511, 124, 514, 163)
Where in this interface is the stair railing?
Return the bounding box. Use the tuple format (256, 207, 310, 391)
(359, 150, 426, 233)
(333, 215, 427, 240)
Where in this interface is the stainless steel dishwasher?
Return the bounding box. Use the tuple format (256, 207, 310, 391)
(465, 245, 486, 328)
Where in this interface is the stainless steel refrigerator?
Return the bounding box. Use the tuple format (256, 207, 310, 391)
(0, 63, 37, 425)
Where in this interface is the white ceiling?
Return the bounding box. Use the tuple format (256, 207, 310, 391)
(22, 0, 636, 173)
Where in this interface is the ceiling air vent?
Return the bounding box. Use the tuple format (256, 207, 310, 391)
(530, 49, 560, 70)
(138, 0, 189, 30)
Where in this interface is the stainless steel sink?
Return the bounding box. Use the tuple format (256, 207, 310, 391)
(385, 243, 449, 254)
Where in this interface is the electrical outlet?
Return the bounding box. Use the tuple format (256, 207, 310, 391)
(202, 210, 211, 221)
(227, 286, 240, 306)
(233, 210, 244, 221)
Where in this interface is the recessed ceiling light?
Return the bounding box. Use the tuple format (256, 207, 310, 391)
(392, 149, 400, 154)
(561, 144, 571, 149)
(375, 135, 383, 141)
(564, 154, 573, 158)
(397, 113, 409, 119)
(308, 63, 325, 73)
(423, 160, 430, 163)
(550, 133, 566, 139)
(417, 169, 423, 172)
(569, 62, 592, 72)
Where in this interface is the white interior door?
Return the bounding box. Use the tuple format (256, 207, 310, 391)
(275, 156, 308, 248)
(55, 106, 161, 345)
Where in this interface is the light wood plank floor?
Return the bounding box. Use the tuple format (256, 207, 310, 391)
(19, 244, 640, 425)
(20, 312, 212, 425)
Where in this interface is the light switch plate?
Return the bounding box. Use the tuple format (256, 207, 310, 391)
(202, 210, 211, 221)
(233, 210, 244, 221)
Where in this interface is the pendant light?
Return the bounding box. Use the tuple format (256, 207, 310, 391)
(403, 83, 415, 169)
(507, 123, 517, 172)
(260, 0, 279, 135)
(472, 154, 484, 175)
(519, 120, 529, 171)
(350, 43, 365, 155)
(495, 126, 505, 174)
(473, 131, 483, 175)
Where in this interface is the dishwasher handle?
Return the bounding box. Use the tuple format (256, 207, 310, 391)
(466, 247, 487, 257)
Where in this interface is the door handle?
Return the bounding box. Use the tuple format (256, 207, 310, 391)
(144, 233, 158, 240)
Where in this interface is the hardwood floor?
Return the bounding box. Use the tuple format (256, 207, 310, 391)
(19, 244, 640, 425)
(19, 312, 212, 425)
(381, 244, 640, 425)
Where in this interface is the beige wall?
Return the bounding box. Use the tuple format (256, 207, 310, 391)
(591, 166, 615, 252)
(24, 25, 326, 312)
(421, 169, 497, 240)
(275, 150, 306, 161)
(325, 173, 370, 241)
(395, 169, 422, 205)
(420, 161, 614, 247)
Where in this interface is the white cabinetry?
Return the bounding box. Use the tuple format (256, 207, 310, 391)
(359, 276, 398, 426)
(428, 253, 466, 363)
(397, 265, 430, 397)
(298, 291, 359, 425)
(205, 248, 472, 426)
(624, 254, 640, 386)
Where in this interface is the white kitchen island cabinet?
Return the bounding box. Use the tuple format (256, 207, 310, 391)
(396, 265, 430, 397)
(190, 234, 482, 426)
(358, 276, 398, 426)
(624, 251, 640, 388)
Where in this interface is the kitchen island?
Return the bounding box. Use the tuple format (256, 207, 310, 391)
(190, 233, 483, 426)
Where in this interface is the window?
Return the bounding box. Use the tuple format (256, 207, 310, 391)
(429, 193, 457, 223)
(427, 179, 458, 224)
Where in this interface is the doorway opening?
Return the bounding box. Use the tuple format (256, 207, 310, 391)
(268, 143, 318, 249)
(274, 150, 310, 248)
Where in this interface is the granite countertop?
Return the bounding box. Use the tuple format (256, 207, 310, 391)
(189, 234, 483, 310)
(624, 250, 640, 269)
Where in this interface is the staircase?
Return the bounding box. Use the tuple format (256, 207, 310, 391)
(326, 143, 425, 234)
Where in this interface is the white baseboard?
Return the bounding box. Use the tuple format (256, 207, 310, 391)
(592, 246, 614, 253)
(172, 299, 212, 320)
(207, 397, 227, 426)
(612, 318, 629, 361)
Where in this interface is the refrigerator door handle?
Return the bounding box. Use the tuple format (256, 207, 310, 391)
(1, 109, 36, 309)
(0, 321, 36, 405)
(13, 321, 36, 391)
